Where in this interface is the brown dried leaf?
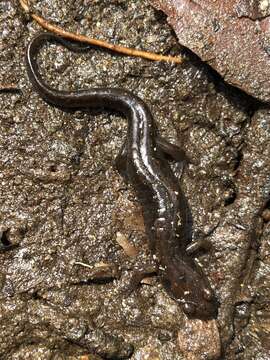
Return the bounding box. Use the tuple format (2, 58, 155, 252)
(116, 232, 139, 257)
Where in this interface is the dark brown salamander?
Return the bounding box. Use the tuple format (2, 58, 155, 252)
(26, 33, 218, 319)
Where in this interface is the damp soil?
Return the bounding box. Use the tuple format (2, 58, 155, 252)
(0, 1, 270, 359)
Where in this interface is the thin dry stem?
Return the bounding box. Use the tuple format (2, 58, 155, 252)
(19, 0, 183, 64)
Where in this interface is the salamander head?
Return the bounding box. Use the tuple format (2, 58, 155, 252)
(161, 258, 218, 320)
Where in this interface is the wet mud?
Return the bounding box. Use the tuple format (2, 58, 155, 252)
(0, 0, 269, 359)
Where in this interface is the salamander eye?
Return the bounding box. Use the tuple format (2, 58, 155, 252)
(203, 288, 213, 301)
(162, 278, 172, 292)
(183, 302, 195, 315)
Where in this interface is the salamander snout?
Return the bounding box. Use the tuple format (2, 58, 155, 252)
(202, 287, 214, 301)
(180, 287, 218, 319)
(161, 259, 219, 320)
(183, 302, 196, 316)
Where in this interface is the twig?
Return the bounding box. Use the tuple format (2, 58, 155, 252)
(19, 0, 183, 64)
(74, 261, 93, 269)
(0, 84, 21, 93)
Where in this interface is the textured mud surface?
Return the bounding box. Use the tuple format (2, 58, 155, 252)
(0, 0, 269, 359)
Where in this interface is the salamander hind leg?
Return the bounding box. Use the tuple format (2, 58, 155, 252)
(120, 264, 158, 297)
(156, 136, 189, 178)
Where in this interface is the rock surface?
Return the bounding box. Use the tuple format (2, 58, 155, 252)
(150, 0, 270, 103)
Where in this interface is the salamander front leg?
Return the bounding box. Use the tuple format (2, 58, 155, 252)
(186, 220, 220, 255)
(120, 264, 158, 297)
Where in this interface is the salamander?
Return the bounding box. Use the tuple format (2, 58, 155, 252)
(25, 33, 218, 319)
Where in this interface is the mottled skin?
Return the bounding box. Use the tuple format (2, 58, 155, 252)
(26, 33, 218, 319)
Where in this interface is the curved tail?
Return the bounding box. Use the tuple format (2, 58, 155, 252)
(25, 33, 138, 114)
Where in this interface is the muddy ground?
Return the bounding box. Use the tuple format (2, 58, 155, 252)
(0, 1, 269, 359)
